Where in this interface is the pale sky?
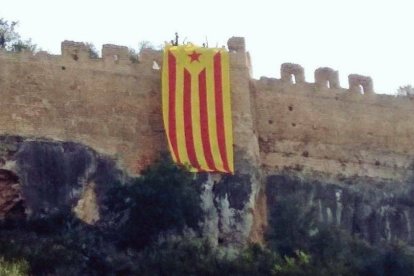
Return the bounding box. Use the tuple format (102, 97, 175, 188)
(1, 0, 413, 94)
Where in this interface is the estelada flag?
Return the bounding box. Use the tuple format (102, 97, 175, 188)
(162, 44, 234, 173)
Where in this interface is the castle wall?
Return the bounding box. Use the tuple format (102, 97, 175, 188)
(255, 66, 414, 181)
(0, 42, 166, 173)
(1, 39, 414, 182)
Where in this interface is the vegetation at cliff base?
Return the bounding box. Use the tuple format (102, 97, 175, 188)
(0, 158, 414, 275)
(0, 257, 28, 276)
(104, 159, 203, 249)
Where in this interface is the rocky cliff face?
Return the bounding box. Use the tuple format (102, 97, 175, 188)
(266, 173, 414, 246)
(198, 148, 263, 246)
(2, 134, 414, 248)
(0, 135, 126, 221)
(0, 135, 262, 247)
(0, 169, 22, 220)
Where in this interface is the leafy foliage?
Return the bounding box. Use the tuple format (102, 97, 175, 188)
(266, 190, 414, 276)
(0, 19, 18, 49)
(267, 193, 318, 256)
(132, 238, 279, 275)
(397, 85, 414, 96)
(85, 42, 99, 58)
(273, 250, 314, 276)
(0, 257, 28, 276)
(105, 157, 203, 249)
(129, 48, 139, 63)
(0, 18, 37, 52)
(138, 40, 155, 51)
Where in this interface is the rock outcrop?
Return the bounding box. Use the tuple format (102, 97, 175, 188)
(0, 135, 126, 221)
(0, 169, 23, 220)
(266, 173, 414, 246)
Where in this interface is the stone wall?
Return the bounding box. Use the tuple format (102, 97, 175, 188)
(1, 38, 414, 182)
(0, 42, 165, 174)
(255, 64, 414, 182)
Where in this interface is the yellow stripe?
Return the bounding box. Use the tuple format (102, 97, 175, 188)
(205, 50, 224, 171)
(162, 46, 177, 162)
(190, 70, 209, 171)
(220, 51, 234, 173)
(174, 47, 190, 166)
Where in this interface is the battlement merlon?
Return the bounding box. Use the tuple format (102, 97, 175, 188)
(139, 48, 163, 66)
(227, 37, 252, 76)
(281, 63, 305, 84)
(315, 67, 340, 89)
(102, 44, 129, 62)
(61, 41, 90, 61)
(348, 74, 374, 95)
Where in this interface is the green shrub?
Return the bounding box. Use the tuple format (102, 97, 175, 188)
(266, 185, 414, 276)
(3, 158, 414, 275)
(106, 157, 203, 250)
(0, 257, 29, 276)
(266, 194, 318, 256)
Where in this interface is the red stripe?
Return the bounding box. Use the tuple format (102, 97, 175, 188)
(214, 52, 230, 172)
(199, 69, 216, 171)
(183, 69, 200, 170)
(168, 52, 180, 163)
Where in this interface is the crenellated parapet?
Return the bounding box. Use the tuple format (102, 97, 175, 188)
(0, 40, 162, 69)
(257, 62, 378, 96)
(0, 39, 378, 97)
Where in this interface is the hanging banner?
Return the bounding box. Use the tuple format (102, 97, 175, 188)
(162, 44, 233, 173)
